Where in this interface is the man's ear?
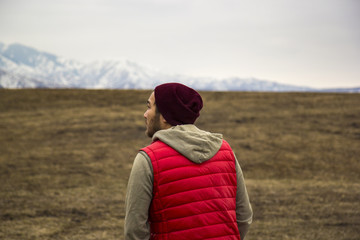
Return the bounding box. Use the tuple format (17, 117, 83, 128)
(160, 114, 172, 129)
(160, 114, 167, 123)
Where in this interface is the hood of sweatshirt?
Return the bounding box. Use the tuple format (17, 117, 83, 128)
(152, 124, 223, 164)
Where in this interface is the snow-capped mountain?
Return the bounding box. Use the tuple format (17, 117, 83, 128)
(0, 42, 357, 92)
(0, 43, 170, 89)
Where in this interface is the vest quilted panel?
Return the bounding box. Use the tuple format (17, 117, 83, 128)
(142, 140, 240, 240)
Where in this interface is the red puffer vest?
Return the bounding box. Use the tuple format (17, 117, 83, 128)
(141, 140, 240, 240)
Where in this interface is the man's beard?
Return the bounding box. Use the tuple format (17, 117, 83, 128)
(145, 112, 161, 138)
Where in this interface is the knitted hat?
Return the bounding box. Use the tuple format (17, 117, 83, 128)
(154, 83, 203, 126)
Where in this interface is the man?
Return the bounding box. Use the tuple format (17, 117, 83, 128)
(125, 83, 253, 240)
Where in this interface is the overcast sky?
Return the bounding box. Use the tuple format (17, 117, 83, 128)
(1, 0, 359, 88)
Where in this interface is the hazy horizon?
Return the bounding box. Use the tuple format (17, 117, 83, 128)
(1, 0, 359, 88)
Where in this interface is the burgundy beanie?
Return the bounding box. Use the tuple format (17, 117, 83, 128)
(154, 83, 203, 126)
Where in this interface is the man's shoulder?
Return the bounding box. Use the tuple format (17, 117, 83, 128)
(141, 140, 169, 152)
(221, 139, 232, 149)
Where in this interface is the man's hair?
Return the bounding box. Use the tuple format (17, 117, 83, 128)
(154, 102, 160, 114)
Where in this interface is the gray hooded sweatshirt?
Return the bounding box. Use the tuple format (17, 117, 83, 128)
(125, 125, 253, 239)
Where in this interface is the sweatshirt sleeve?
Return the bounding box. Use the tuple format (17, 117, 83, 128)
(124, 151, 153, 240)
(234, 154, 253, 240)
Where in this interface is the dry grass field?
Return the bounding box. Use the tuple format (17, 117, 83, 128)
(0, 89, 359, 240)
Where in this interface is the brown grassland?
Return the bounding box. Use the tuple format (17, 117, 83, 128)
(0, 89, 359, 239)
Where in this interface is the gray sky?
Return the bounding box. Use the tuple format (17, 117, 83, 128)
(1, 0, 359, 88)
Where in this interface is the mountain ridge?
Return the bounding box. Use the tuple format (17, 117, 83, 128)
(0, 42, 358, 92)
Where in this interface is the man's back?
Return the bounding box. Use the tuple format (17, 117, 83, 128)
(125, 125, 252, 239)
(142, 139, 240, 239)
